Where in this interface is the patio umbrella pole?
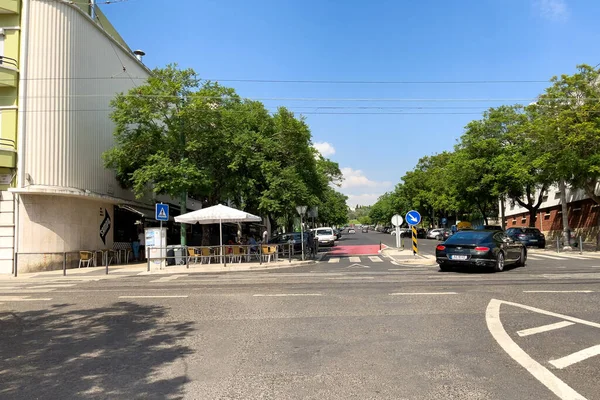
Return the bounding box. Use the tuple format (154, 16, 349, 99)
(220, 218, 226, 267)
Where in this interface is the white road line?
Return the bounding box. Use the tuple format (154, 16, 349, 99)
(389, 292, 458, 296)
(326, 277, 374, 280)
(28, 284, 76, 289)
(368, 256, 383, 263)
(517, 321, 575, 337)
(253, 293, 322, 297)
(390, 261, 400, 266)
(349, 256, 361, 262)
(118, 295, 188, 299)
(486, 299, 588, 400)
(534, 254, 567, 260)
(328, 257, 340, 263)
(549, 345, 600, 369)
(524, 290, 594, 293)
(0, 296, 53, 301)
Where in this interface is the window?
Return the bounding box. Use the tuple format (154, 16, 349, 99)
(542, 195, 548, 202)
(572, 207, 581, 212)
(512, 218, 516, 225)
(544, 211, 550, 220)
(555, 191, 561, 199)
(521, 216, 527, 223)
(510, 203, 514, 210)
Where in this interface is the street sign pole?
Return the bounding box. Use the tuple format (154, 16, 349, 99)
(391, 214, 404, 249)
(411, 225, 418, 255)
(296, 206, 308, 261)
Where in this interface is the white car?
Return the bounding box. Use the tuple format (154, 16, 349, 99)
(348, 228, 356, 234)
(313, 227, 336, 246)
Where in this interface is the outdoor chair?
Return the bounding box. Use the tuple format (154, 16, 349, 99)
(261, 245, 277, 263)
(187, 247, 199, 264)
(229, 246, 244, 263)
(200, 247, 212, 264)
(78, 251, 94, 268)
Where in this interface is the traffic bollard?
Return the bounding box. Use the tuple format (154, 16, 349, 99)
(63, 252, 67, 276)
(556, 237, 560, 253)
(580, 236, 583, 255)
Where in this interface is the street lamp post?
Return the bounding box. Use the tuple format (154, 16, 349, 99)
(296, 206, 308, 261)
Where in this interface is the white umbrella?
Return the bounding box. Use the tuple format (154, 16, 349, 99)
(174, 204, 262, 251)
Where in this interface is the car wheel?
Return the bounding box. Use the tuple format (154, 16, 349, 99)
(439, 263, 451, 272)
(516, 248, 526, 267)
(494, 251, 505, 272)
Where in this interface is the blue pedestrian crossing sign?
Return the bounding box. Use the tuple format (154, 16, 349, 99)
(155, 203, 169, 221)
(405, 210, 421, 226)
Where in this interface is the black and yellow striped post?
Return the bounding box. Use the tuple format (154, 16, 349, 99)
(411, 226, 418, 255)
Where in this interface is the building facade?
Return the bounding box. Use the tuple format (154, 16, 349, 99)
(502, 183, 600, 241)
(0, 0, 198, 273)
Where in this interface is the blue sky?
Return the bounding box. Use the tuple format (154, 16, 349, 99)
(102, 0, 600, 207)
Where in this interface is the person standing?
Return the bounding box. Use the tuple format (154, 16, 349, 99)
(138, 230, 146, 261)
(262, 228, 268, 243)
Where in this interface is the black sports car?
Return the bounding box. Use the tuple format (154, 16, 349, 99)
(435, 230, 526, 272)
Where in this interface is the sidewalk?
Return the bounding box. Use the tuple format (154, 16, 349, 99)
(1, 257, 320, 281)
(380, 248, 437, 265)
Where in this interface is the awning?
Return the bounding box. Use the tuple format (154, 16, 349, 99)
(118, 204, 154, 219)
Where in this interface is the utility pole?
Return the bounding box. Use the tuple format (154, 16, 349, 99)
(179, 112, 187, 246)
(558, 179, 571, 250)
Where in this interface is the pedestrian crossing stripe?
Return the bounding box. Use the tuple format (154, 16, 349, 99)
(328, 256, 384, 263)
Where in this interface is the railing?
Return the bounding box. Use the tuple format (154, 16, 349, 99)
(0, 56, 18, 69)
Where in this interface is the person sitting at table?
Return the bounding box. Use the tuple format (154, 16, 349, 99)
(248, 236, 258, 252)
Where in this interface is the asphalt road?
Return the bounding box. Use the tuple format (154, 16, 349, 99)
(2, 246, 600, 399)
(337, 229, 439, 255)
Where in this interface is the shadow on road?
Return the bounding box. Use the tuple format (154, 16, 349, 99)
(0, 302, 194, 400)
(438, 265, 519, 274)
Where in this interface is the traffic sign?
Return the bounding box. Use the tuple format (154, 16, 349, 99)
(155, 203, 169, 221)
(391, 214, 403, 227)
(441, 217, 447, 225)
(405, 210, 421, 225)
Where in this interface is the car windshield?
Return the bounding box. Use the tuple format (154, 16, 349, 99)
(524, 228, 541, 234)
(444, 231, 492, 244)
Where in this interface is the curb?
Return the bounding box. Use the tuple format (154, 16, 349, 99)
(137, 260, 317, 275)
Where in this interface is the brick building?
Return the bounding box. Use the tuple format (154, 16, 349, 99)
(503, 184, 600, 241)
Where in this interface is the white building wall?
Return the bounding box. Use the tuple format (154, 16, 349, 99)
(24, 0, 149, 199)
(503, 183, 596, 217)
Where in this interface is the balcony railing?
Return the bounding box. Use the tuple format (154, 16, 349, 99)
(0, 56, 18, 69)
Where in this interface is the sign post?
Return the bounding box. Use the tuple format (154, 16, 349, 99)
(296, 205, 308, 261)
(155, 203, 169, 268)
(391, 214, 404, 248)
(405, 210, 421, 255)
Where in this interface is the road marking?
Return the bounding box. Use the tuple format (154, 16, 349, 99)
(517, 321, 575, 337)
(390, 261, 400, 266)
(253, 293, 322, 297)
(328, 257, 340, 263)
(534, 254, 566, 260)
(524, 290, 594, 293)
(150, 274, 189, 283)
(389, 292, 458, 296)
(487, 299, 599, 400)
(349, 256, 361, 262)
(345, 263, 370, 269)
(549, 345, 600, 369)
(326, 277, 374, 280)
(0, 296, 53, 301)
(118, 295, 188, 299)
(368, 256, 383, 263)
(28, 284, 76, 289)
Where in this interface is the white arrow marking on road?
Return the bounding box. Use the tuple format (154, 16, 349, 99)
(486, 299, 600, 400)
(345, 263, 370, 269)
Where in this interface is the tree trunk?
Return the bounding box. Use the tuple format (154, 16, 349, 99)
(558, 179, 572, 249)
(528, 209, 537, 228)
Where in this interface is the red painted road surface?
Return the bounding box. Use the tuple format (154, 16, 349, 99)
(328, 244, 387, 256)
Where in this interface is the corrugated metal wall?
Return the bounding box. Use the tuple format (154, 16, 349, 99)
(24, 0, 149, 199)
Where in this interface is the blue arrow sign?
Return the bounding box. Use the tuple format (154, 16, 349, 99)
(405, 210, 421, 226)
(155, 203, 169, 221)
(441, 217, 447, 225)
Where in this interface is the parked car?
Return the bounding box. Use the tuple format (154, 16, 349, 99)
(270, 232, 314, 253)
(362, 226, 368, 233)
(505, 227, 546, 248)
(416, 228, 427, 238)
(427, 228, 444, 239)
(348, 228, 356, 234)
(312, 227, 336, 246)
(435, 230, 526, 272)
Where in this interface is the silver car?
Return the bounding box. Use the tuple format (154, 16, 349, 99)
(427, 228, 444, 239)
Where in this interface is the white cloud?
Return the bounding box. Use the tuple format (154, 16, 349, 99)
(534, 0, 569, 21)
(340, 167, 392, 189)
(313, 142, 336, 157)
(346, 193, 383, 208)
